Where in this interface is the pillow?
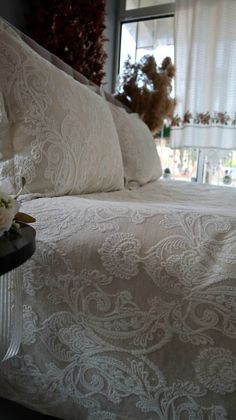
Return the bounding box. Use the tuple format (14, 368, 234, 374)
(19, 28, 105, 97)
(109, 103, 162, 189)
(0, 19, 124, 196)
(0, 91, 11, 160)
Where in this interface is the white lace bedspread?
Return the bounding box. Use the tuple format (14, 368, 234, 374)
(1, 180, 236, 419)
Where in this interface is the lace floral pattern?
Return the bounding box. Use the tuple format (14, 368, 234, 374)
(0, 181, 236, 419)
(109, 103, 162, 189)
(194, 348, 236, 395)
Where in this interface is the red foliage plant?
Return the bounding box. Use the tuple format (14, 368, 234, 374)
(26, 0, 107, 85)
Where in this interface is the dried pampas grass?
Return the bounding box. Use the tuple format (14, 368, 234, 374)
(115, 55, 176, 134)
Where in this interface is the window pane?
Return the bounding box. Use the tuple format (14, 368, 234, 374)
(119, 22, 138, 73)
(126, 0, 139, 9)
(119, 17, 174, 73)
(156, 141, 198, 182)
(203, 149, 236, 187)
(126, 0, 174, 10)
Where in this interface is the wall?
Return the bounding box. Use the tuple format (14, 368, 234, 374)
(0, 0, 29, 32)
(0, 0, 118, 92)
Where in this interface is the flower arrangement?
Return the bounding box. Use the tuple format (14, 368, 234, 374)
(0, 178, 35, 238)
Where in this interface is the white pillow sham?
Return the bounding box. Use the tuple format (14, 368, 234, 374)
(0, 91, 11, 160)
(109, 103, 162, 189)
(0, 19, 124, 196)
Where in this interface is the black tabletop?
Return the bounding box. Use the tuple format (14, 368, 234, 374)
(0, 223, 36, 276)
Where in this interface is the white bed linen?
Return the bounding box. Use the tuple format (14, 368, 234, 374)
(0, 180, 236, 419)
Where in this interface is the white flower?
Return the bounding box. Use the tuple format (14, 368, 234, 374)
(0, 178, 15, 195)
(0, 190, 20, 237)
(0, 207, 14, 236)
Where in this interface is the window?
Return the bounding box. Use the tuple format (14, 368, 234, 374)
(119, 17, 174, 72)
(117, 2, 236, 187)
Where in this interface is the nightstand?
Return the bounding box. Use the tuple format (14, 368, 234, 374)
(0, 223, 36, 362)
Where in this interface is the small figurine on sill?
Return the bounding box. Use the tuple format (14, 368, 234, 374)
(223, 170, 232, 185)
(163, 168, 171, 179)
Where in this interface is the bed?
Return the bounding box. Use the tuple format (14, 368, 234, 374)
(0, 17, 236, 420)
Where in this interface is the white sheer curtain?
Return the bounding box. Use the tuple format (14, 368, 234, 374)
(171, 0, 236, 150)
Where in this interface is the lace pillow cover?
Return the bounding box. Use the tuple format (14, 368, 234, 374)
(0, 91, 11, 160)
(109, 103, 162, 189)
(0, 20, 124, 196)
